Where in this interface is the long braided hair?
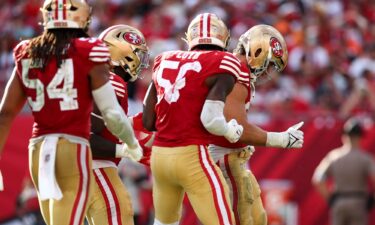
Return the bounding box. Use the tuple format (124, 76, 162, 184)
(25, 29, 89, 70)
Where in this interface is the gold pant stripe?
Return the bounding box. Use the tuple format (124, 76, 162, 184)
(94, 168, 122, 225)
(223, 154, 241, 225)
(70, 144, 91, 225)
(198, 145, 233, 225)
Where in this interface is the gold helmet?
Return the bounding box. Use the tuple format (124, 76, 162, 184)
(235, 24, 288, 77)
(99, 25, 149, 82)
(185, 13, 230, 50)
(41, 0, 91, 30)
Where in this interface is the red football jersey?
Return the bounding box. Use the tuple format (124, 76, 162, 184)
(210, 62, 252, 149)
(151, 50, 242, 147)
(13, 37, 110, 140)
(93, 73, 128, 165)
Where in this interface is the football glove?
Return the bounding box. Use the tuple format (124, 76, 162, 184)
(116, 141, 143, 162)
(266, 121, 304, 148)
(224, 119, 244, 143)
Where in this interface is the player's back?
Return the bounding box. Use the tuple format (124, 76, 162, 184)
(152, 50, 242, 147)
(14, 37, 110, 140)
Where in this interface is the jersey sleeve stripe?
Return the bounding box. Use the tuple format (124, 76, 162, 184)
(221, 60, 242, 75)
(115, 92, 125, 98)
(219, 65, 240, 77)
(223, 55, 241, 66)
(89, 57, 110, 62)
(89, 52, 111, 57)
(92, 46, 109, 51)
(237, 79, 250, 85)
(112, 86, 126, 94)
(110, 80, 125, 87)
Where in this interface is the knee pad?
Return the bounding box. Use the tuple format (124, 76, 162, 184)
(225, 151, 254, 203)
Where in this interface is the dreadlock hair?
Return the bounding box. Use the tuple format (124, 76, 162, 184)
(25, 29, 89, 70)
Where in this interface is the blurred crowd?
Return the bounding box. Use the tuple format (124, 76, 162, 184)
(1, 0, 375, 123)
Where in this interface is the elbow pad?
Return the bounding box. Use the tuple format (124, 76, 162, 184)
(92, 82, 137, 147)
(201, 100, 228, 136)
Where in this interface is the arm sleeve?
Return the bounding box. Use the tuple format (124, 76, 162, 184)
(92, 82, 137, 147)
(200, 100, 228, 136)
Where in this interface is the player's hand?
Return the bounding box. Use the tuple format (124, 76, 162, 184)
(266, 121, 304, 148)
(0, 170, 4, 191)
(285, 122, 304, 148)
(116, 142, 143, 162)
(224, 119, 244, 143)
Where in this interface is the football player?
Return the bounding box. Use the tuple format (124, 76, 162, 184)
(86, 24, 152, 225)
(0, 1, 141, 225)
(209, 25, 304, 225)
(143, 13, 245, 225)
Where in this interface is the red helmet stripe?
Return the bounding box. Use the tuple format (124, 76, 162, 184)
(199, 14, 204, 37)
(55, 0, 59, 20)
(62, 0, 67, 20)
(207, 13, 211, 37)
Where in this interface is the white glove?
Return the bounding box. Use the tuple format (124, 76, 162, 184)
(0, 170, 3, 191)
(115, 141, 143, 162)
(266, 122, 304, 148)
(224, 119, 244, 143)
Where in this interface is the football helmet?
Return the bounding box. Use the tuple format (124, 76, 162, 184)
(99, 25, 149, 82)
(41, 0, 91, 30)
(185, 13, 230, 50)
(235, 24, 288, 77)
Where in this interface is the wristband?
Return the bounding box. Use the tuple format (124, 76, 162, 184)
(115, 144, 125, 158)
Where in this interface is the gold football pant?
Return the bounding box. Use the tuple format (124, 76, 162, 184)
(86, 167, 134, 225)
(29, 138, 93, 225)
(151, 145, 235, 225)
(217, 150, 267, 225)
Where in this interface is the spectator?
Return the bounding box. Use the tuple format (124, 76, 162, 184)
(312, 117, 375, 225)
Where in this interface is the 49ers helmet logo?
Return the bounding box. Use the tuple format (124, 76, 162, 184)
(123, 32, 143, 45)
(270, 37, 283, 58)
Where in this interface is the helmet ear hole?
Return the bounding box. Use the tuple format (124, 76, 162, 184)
(255, 48, 262, 57)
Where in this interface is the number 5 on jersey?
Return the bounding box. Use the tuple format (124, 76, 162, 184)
(156, 60, 202, 104)
(21, 59, 78, 112)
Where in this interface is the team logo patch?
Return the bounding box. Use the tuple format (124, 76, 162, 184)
(270, 37, 283, 58)
(123, 32, 143, 45)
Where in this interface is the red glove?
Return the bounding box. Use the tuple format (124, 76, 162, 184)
(131, 113, 154, 167)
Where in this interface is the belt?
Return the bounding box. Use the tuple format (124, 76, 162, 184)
(334, 192, 367, 198)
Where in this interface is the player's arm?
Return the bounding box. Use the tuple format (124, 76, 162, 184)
(90, 133, 117, 158)
(89, 64, 142, 161)
(0, 68, 26, 154)
(0, 68, 27, 191)
(312, 156, 331, 201)
(142, 82, 157, 131)
(89, 104, 117, 158)
(224, 83, 268, 145)
(200, 74, 243, 143)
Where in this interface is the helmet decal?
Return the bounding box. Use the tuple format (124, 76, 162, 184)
(270, 37, 283, 58)
(123, 32, 143, 46)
